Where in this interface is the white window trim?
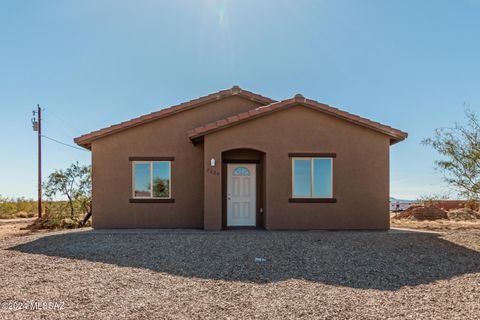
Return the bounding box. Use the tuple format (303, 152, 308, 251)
(291, 157, 333, 198)
(132, 161, 172, 199)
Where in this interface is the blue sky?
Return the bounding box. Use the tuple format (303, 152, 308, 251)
(1, 0, 479, 200)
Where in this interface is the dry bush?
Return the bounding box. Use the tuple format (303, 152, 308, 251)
(464, 200, 480, 211)
(447, 208, 480, 221)
(15, 211, 35, 219)
(0, 196, 37, 219)
(23, 162, 93, 230)
(27, 201, 88, 230)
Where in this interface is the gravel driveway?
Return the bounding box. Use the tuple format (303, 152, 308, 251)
(1, 229, 479, 319)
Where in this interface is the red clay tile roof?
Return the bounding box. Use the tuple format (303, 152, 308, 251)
(74, 86, 276, 149)
(188, 94, 408, 144)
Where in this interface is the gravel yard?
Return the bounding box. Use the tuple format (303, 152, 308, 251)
(1, 228, 480, 319)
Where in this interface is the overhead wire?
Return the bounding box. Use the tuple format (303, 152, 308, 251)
(41, 135, 88, 152)
(38, 108, 88, 152)
(45, 108, 83, 135)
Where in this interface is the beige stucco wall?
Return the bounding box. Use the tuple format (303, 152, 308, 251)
(203, 105, 391, 230)
(90, 96, 265, 228)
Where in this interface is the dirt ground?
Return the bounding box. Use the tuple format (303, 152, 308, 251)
(390, 215, 480, 231)
(0, 218, 39, 240)
(0, 222, 479, 319)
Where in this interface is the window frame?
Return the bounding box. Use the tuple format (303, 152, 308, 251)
(291, 157, 333, 199)
(131, 160, 172, 199)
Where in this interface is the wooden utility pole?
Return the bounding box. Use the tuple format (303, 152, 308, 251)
(37, 105, 42, 219)
(32, 105, 42, 218)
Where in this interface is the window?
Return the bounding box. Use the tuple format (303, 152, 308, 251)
(232, 167, 251, 176)
(133, 161, 171, 198)
(292, 158, 332, 198)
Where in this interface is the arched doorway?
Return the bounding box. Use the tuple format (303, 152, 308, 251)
(221, 149, 265, 229)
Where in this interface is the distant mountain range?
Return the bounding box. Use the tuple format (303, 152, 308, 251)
(389, 197, 415, 203)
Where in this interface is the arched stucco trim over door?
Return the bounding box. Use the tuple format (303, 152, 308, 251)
(221, 147, 266, 156)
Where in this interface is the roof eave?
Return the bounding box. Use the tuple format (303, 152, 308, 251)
(188, 98, 409, 145)
(74, 86, 275, 148)
(390, 133, 408, 145)
(74, 138, 92, 150)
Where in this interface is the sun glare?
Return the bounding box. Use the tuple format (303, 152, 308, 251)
(217, 4, 226, 26)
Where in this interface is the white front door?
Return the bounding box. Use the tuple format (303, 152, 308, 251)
(227, 163, 256, 227)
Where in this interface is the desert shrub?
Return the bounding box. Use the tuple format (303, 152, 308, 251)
(15, 211, 35, 218)
(423, 109, 480, 200)
(42, 200, 88, 228)
(464, 200, 480, 211)
(0, 196, 37, 219)
(447, 208, 480, 221)
(40, 162, 92, 229)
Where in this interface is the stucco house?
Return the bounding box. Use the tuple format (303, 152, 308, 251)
(75, 86, 407, 230)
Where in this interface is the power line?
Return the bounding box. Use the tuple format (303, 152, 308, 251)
(43, 109, 82, 140)
(42, 119, 76, 142)
(41, 135, 88, 152)
(44, 108, 83, 135)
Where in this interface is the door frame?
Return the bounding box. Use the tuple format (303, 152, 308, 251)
(222, 159, 263, 229)
(226, 163, 256, 227)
